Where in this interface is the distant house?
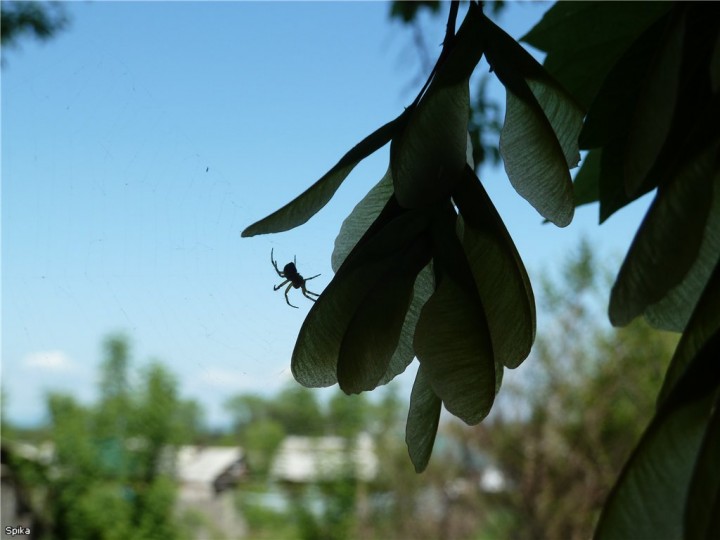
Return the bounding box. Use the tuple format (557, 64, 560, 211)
(270, 433, 378, 484)
(174, 446, 248, 539)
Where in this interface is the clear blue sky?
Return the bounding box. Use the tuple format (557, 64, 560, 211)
(2, 1, 651, 428)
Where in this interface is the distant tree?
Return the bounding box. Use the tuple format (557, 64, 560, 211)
(224, 385, 327, 475)
(327, 389, 370, 439)
(39, 335, 198, 540)
(1, 1, 68, 63)
(269, 385, 326, 436)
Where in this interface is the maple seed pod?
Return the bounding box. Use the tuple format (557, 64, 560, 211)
(391, 82, 470, 209)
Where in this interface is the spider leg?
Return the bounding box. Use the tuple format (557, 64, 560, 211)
(270, 248, 284, 278)
(301, 284, 320, 301)
(285, 282, 299, 308)
(274, 278, 290, 291)
(304, 274, 320, 282)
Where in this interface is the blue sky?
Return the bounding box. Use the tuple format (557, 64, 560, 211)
(2, 1, 652, 428)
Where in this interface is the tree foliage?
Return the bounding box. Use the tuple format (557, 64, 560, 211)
(1, 1, 67, 63)
(30, 336, 201, 540)
(241, 1, 719, 537)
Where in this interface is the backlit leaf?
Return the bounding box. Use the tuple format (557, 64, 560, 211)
(573, 150, 601, 209)
(624, 12, 685, 197)
(685, 399, 720, 540)
(242, 112, 408, 237)
(645, 173, 720, 332)
(391, 2, 486, 209)
(405, 365, 442, 473)
(609, 143, 719, 326)
(482, 16, 581, 227)
(332, 168, 393, 272)
(598, 264, 720, 539)
(522, 2, 671, 109)
(657, 260, 720, 407)
(414, 211, 495, 425)
(292, 207, 430, 387)
(594, 395, 714, 540)
(337, 237, 431, 394)
(453, 166, 535, 368)
(579, 12, 672, 151)
(391, 80, 470, 208)
(376, 264, 434, 386)
(499, 89, 574, 227)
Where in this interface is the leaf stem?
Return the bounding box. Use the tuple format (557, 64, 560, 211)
(409, 0, 462, 110)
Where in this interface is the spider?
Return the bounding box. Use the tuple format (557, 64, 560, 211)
(271, 248, 320, 308)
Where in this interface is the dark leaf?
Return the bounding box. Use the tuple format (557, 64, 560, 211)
(391, 80, 470, 208)
(405, 365, 442, 473)
(594, 395, 715, 540)
(522, 2, 671, 109)
(453, 166, 535, 368)
(623, 12, 685, 197)
(414, 209, 495, 425)
(391, 3, 486, 209)
(332, 168, 393, 272)
(685, 397, 720, 540)
(645, 176, 720, 332)
(598, 266, 720, 539)
(657, 259, 720, 407)
(579, 12, 673, 150)
(338, 236, 431, 394)
(376, 264, 435, 386)
(292, 206, 430, 387)
(573, 150, 601, 209)
(331, 170, 436, 386)
(609, 143, 719, 326)
(242, 112, 408, 237)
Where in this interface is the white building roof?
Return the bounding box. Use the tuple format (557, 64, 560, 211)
(270, 433, 378, 483)
(176, 446, 244, 484)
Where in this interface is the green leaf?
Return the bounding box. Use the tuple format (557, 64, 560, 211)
(597, 140, 638, 224)
(498, 88, 575, 227)
(390, 2, 487, 209)
(292, 206, 430, 387)
(453, 166, 535, 369)
(332, 168, 393, 272)
(623, 12, 685, 197)
(405, 364, 442, 473)
(482, 16, 581, 227)
(391, 79, 470, 208)
(413, 210, 495, 425)
(573, 150, 601, 209)
(579, 12, 672, 150)
(594, 395, 715, 540)
(337, 236, 431, 394)
(657, 259, 720, 407)
(685, 397, 720, 540)
(609, 143, 719, 326)
(376, 264, 435, 386)
(645, 173, 720, 332)
(522, 2, 671, 109)
(598, 268, 720, 539)
(242, 112, 408, 237)
(331, 169, 436, 387)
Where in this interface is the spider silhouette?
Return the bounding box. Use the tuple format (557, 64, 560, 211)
(271, 249, 320, 308)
